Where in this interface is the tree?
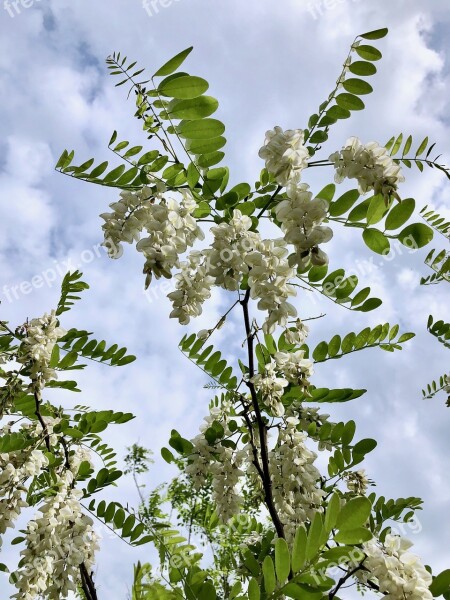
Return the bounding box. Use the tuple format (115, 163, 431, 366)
(1, 26, 450, 600)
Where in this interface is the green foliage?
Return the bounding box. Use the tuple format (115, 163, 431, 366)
(420, 205, 450, 237)
(386, 134, 450, 178)
(56, 271, 89, 316)
(179, 333, 238, 389)
(57, 328, 136, 367)
(421, 249, 450, 285)
(311, 323, 415, 362)
(427, 315, 450, 349)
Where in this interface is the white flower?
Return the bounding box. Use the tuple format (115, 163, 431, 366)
(329, 137, 405, 200)
(18, 311, 66, 389)
(259, 127, 310, 186)
(168, 251, 214, 325)
(274, 183, 333, 269)
(12, 480, 99, 600)
(284, 319, 310, 346)
(269, 418, 324, 541)
(251, 361, 288, 417)
(274, 350, 314, 393)
(358, 534, 433, 599)
(345, 469, 370, 495)
(101, 187, 204, 287)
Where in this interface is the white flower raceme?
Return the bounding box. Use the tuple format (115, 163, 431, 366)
(274, 350, 314, 394)
(251, 361, 288, 417)
(208, 210, 260, 291)
(12, 475, 99, 600)
(18, 311, 66, 388)
(168, 251, 215, 325)
(269, 417, 324, 541)
(186, 405, 244, 523)
(284, 318, 310, 346)
(101, 187, 204, 287)
(0, 448, 48, 542)
(259, 127, 310, 186)
(358, 534, 433, 599)
(345, 469, 370, 495)
(246, 238, 298, 334)
(329, 137, 405, 201)
(274, 183, 333, 269)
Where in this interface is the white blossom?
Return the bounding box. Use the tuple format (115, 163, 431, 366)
(168, 251, 214, 325)
(329, 137, 405, 201)
(274, 350, 314, 394)
(251, 361, 288, 417)
(259, 127, 310, 186)
(12, 478, 99, 600)
(269, 417, 324, 541)
(284, 319, 310, 346)
(18, 311, 66, 389)
(101, 187, 204, 287)
(358, 534, 433, 599)
(274, 183, 333, 269)
(345, 469, 370, 495)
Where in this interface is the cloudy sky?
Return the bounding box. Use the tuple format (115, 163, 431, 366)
(0, 0, 449, 598)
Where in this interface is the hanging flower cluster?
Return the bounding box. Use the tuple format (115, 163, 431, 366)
(185, 404, 245, 523)
(258, 127, 310, 186)
(100, 186, 204, 287)
(12, 472, 99, 600)
(358, 534, 433, 599)
(251, 361, 289, 417)
(18, 311, 66, 389)
(269, 417, 324, 541)
(344, 469, 370, 495)
(275, 183, 333, 268)
(329, 137, 405, 201)
(0, 445, 48, 542)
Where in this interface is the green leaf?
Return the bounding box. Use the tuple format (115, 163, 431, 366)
(186, 136, 226, 155)
(306, 512, 323, 560)
(248, 578, 260, 600)
(336, 496, 372, 531)
(348, 61, 377, 76)
(360, 28, 389, 40)
(160, 75, 209, 99)
(355, 45, 383, 61)
(197, 151, 225, 168)
(168, 96, 219, 120)
(316, 184, 336, 203)
(385, 198, 416, 230)
(334, 528, 373, 544)
(177, 118, 225, 139)
(262, 557, 276, 595)
(275, 538, 291, 584)
(324, 494, 341, 532)
(336, 93, 365, 111)
(153, 46, 193, 77)
(430, 569, 450, 597)
(362, 228, 390, 254)
(366, 194, 388, 225)
(399, 223, 433, 249)
(292, 526, 307, 573)
(353, 438, 377, 455)
(342, 78, 373, 95)
(329, 189, 360, 216)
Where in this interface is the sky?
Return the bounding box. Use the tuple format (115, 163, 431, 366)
(0, 0, 449, 598)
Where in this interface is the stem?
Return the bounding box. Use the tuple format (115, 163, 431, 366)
(240, 289, 285, 539)
(33, 388, 51, 452)
(80, 563, 98, 600)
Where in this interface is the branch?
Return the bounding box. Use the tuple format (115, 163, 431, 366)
(240, 289, 285, 540)
(80, 562, 98, 600)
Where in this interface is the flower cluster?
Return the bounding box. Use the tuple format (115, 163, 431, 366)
(168, 251, 214, 325)
(344, 469, 370, 495)
(269, 417, 324, 541)
(18, 311, 66, 389)
(185, 405, 245, 523)
(259, 127, 310, 186)
(284, 318, 309, 346)
(358, 534, 433, 599)
(274, 183, 333, 269)
(101, 187, 204, 287)
(12, 472, 99, 600)
(0, 447, 48, 543)
(329, 137, 405, 201)
(251, 361, 288, 417)
(274, 350, 314, 394)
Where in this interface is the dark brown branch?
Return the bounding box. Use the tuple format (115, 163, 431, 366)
(33, 388, 51, 452)
(80, 562, 98, 600)
(240, 289, 285, 540)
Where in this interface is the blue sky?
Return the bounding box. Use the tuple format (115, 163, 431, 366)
(0, 1, 449, 598)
